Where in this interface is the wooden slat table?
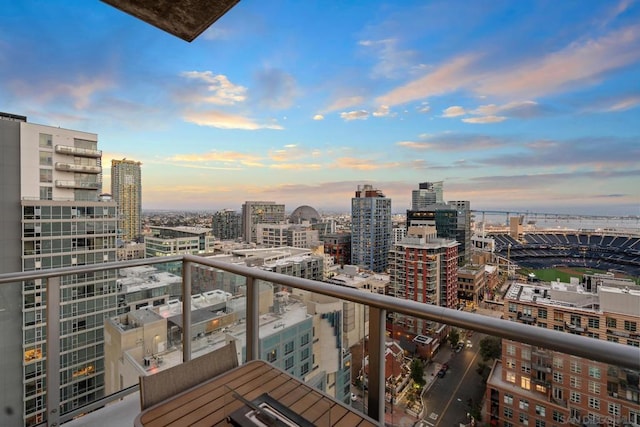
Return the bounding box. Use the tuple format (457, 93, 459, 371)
(135, 360, 379, 427)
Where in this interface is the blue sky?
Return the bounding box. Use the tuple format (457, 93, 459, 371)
(1, 1, 639, 215)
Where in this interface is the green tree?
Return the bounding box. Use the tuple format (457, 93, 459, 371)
(476, 361, 490, 382)
(479, 336, 502, 361)
(410, 359, 425, 388)
(448, 328, 460, 347)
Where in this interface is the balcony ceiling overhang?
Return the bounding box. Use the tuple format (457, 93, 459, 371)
(100, 0, 240, 42)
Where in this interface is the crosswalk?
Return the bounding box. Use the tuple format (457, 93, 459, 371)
(416, 412, 439, 427)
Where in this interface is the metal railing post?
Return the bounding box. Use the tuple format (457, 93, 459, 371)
(46, 276, 61, 427)
(367, 306, 386, 423)
(182, 260, 192, 362)
(245, 276, 259, 362)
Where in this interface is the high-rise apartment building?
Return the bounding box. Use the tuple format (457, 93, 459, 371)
(211, 209, 241, 240)
(388, 226, 458, 341)
(351, 184, 392, 273)
(486, 281, 640, 427)
(407, 182, 471, 265)
(111, 158, 142, 241)
(241, 201, 285, 243)
(0, 112, 118, 426)
(411, 181, 444, 210)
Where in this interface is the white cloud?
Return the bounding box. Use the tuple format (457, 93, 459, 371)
(180, 71, 247, 105)
(375, 54, 480, 106)
(340, 110, 369, 121)
(442, 106, 466, 117)
(373, 105, 391, 117)
(183, 110, 283, 130)
(313, 114, 325, 120)
(476, 25, 640, 99)
(604, 95, 640, 112)
(376, 24, 640, 106)
(462, 115, 506, 124)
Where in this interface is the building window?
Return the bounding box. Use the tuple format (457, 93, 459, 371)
(521, 348, 531, 360)
(588, 381, 600, 394)
(508, 303, 517, 313)
(588, 397, 599, 410)
(521, 377, 531, 390)
(606, 317, 616, 328)
(535, 404, 545, 416)
(300, 333, 310, 346)
(553, 357, 563, 369)
(267, 349, 277, 363)
(607, 403, 620, 417)
(284, 341, 294, 355)
(628, 339, 640, 347)
(521, 362, 531, 374)
(535, 420, 545, 427)
(39, 169, 52, 183)
(39, 151, 52, 166)
(301, 362, 309, 376)
(519, 413, 528, 426)
(506, 372, 516, 383)
(553, 372, 563, 383)
(552, 411, 564, 423)
(506, 344, 516, 356)
(554, 312, 564, 322)
(588, 366, 601, 379)
(624, 320, 637, 332)
(285, 356, 294, 370)
(570, 391, 580, 403)
(587, 318, 599, 329)
(538, 308, 547, 319)
(300, 347, 310, 361)
(503, 394, 513, 405)
(39, 133, 52, 148)
(506, 358, 516, 369)
(570, 376, 581, 389)
(504, 408, 513, 419)
(40, 187, 52, 200)
(519, 399, 529, 410)
(570, 360, 581, 373)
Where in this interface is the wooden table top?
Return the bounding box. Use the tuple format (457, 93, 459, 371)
(135, 360, 379, 427)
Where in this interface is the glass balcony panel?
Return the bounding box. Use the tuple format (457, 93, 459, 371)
(186, 267, 244, 362)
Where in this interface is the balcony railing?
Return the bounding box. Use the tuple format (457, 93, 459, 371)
(54, 180, 101, 189)
(1, 253, 639, 427)
(54, 145, 102, 158)
(54, 163, 102, 174)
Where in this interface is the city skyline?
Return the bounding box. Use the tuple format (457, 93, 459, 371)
(1, 1, 639, 215)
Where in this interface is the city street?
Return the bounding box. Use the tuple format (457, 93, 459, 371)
(420, 332, 488, 427)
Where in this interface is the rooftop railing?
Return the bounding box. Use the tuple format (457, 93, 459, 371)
(1, 254, 638, 427)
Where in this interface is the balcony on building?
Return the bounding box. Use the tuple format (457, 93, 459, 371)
(2, 254, 639, 427)
(54, 145, 102, 158)
(54, 163, 102, 174)
(54, 180, 102, 190)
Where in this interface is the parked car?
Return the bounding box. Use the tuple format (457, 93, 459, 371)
(466, 339, 473, 348)
(437, 368, 446, 378)
(455, 342, 464, 352)
(442, 362, 449, 371)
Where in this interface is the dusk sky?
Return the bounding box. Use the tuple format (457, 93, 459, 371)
(1, 1, 639, 215)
